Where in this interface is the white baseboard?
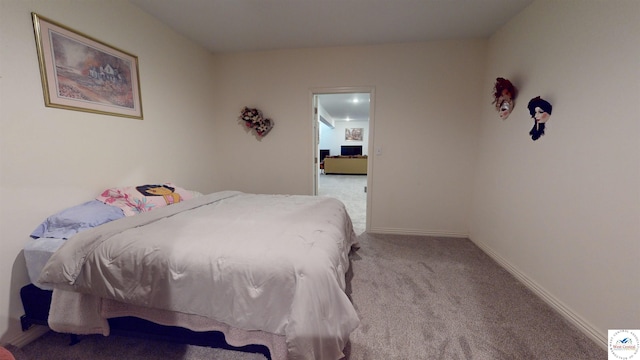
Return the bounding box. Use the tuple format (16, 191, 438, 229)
(6, 325, 49, 348)
(367, 226, 468, 238)
(470, 238, 607, 350)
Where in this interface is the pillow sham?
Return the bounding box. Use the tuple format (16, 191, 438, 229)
(96, 183, 196, 216)
(30, 200, 125, 239)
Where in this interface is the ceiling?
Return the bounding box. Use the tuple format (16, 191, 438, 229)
(318, 93, 371, 124)
(129, 0, 533, 121)
(130, 0, 533, 54)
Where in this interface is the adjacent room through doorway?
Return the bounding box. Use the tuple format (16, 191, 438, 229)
(314, 91, 372, 234)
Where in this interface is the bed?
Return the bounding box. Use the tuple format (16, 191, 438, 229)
(22, 184, 360, 360)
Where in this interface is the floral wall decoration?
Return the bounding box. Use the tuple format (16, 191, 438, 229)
(239, 106, 274, 138)
(492, 77, 517, 120)
(527, 96, 552, 141)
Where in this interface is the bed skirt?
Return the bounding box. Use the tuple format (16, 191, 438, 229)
(49, 289, 288, 359)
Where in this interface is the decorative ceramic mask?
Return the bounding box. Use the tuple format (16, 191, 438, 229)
(492, 77, 517, 120)
(527, 96, 552, 141)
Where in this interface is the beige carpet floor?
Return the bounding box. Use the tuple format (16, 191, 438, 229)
(318, 174, 367, 235)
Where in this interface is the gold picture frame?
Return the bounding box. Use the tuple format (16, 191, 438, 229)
(32, 13, 143, 119)
(345, 128, 363, 141)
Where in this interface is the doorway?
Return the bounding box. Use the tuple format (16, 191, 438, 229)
(312, 87, 374, 234)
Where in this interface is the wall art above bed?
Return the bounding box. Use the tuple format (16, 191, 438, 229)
(32, 13, 143, 119)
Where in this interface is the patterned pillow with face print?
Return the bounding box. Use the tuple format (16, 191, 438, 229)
(96, 183, 197, 216)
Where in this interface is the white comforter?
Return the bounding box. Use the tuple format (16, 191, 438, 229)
(39, 191, 360, 360)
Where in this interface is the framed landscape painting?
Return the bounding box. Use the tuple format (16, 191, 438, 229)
(345, 128, 363, 141)
(32, 13, 143, 119)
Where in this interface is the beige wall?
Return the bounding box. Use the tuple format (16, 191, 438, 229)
(470, 0, 640, 347)
(210, 41, 487, 236)
(0, 0, 218, 343)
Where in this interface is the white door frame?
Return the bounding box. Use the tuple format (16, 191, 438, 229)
(310, 86, 375, 232)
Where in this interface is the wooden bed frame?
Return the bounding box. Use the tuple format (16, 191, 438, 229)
(20, 284, 271, 358)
